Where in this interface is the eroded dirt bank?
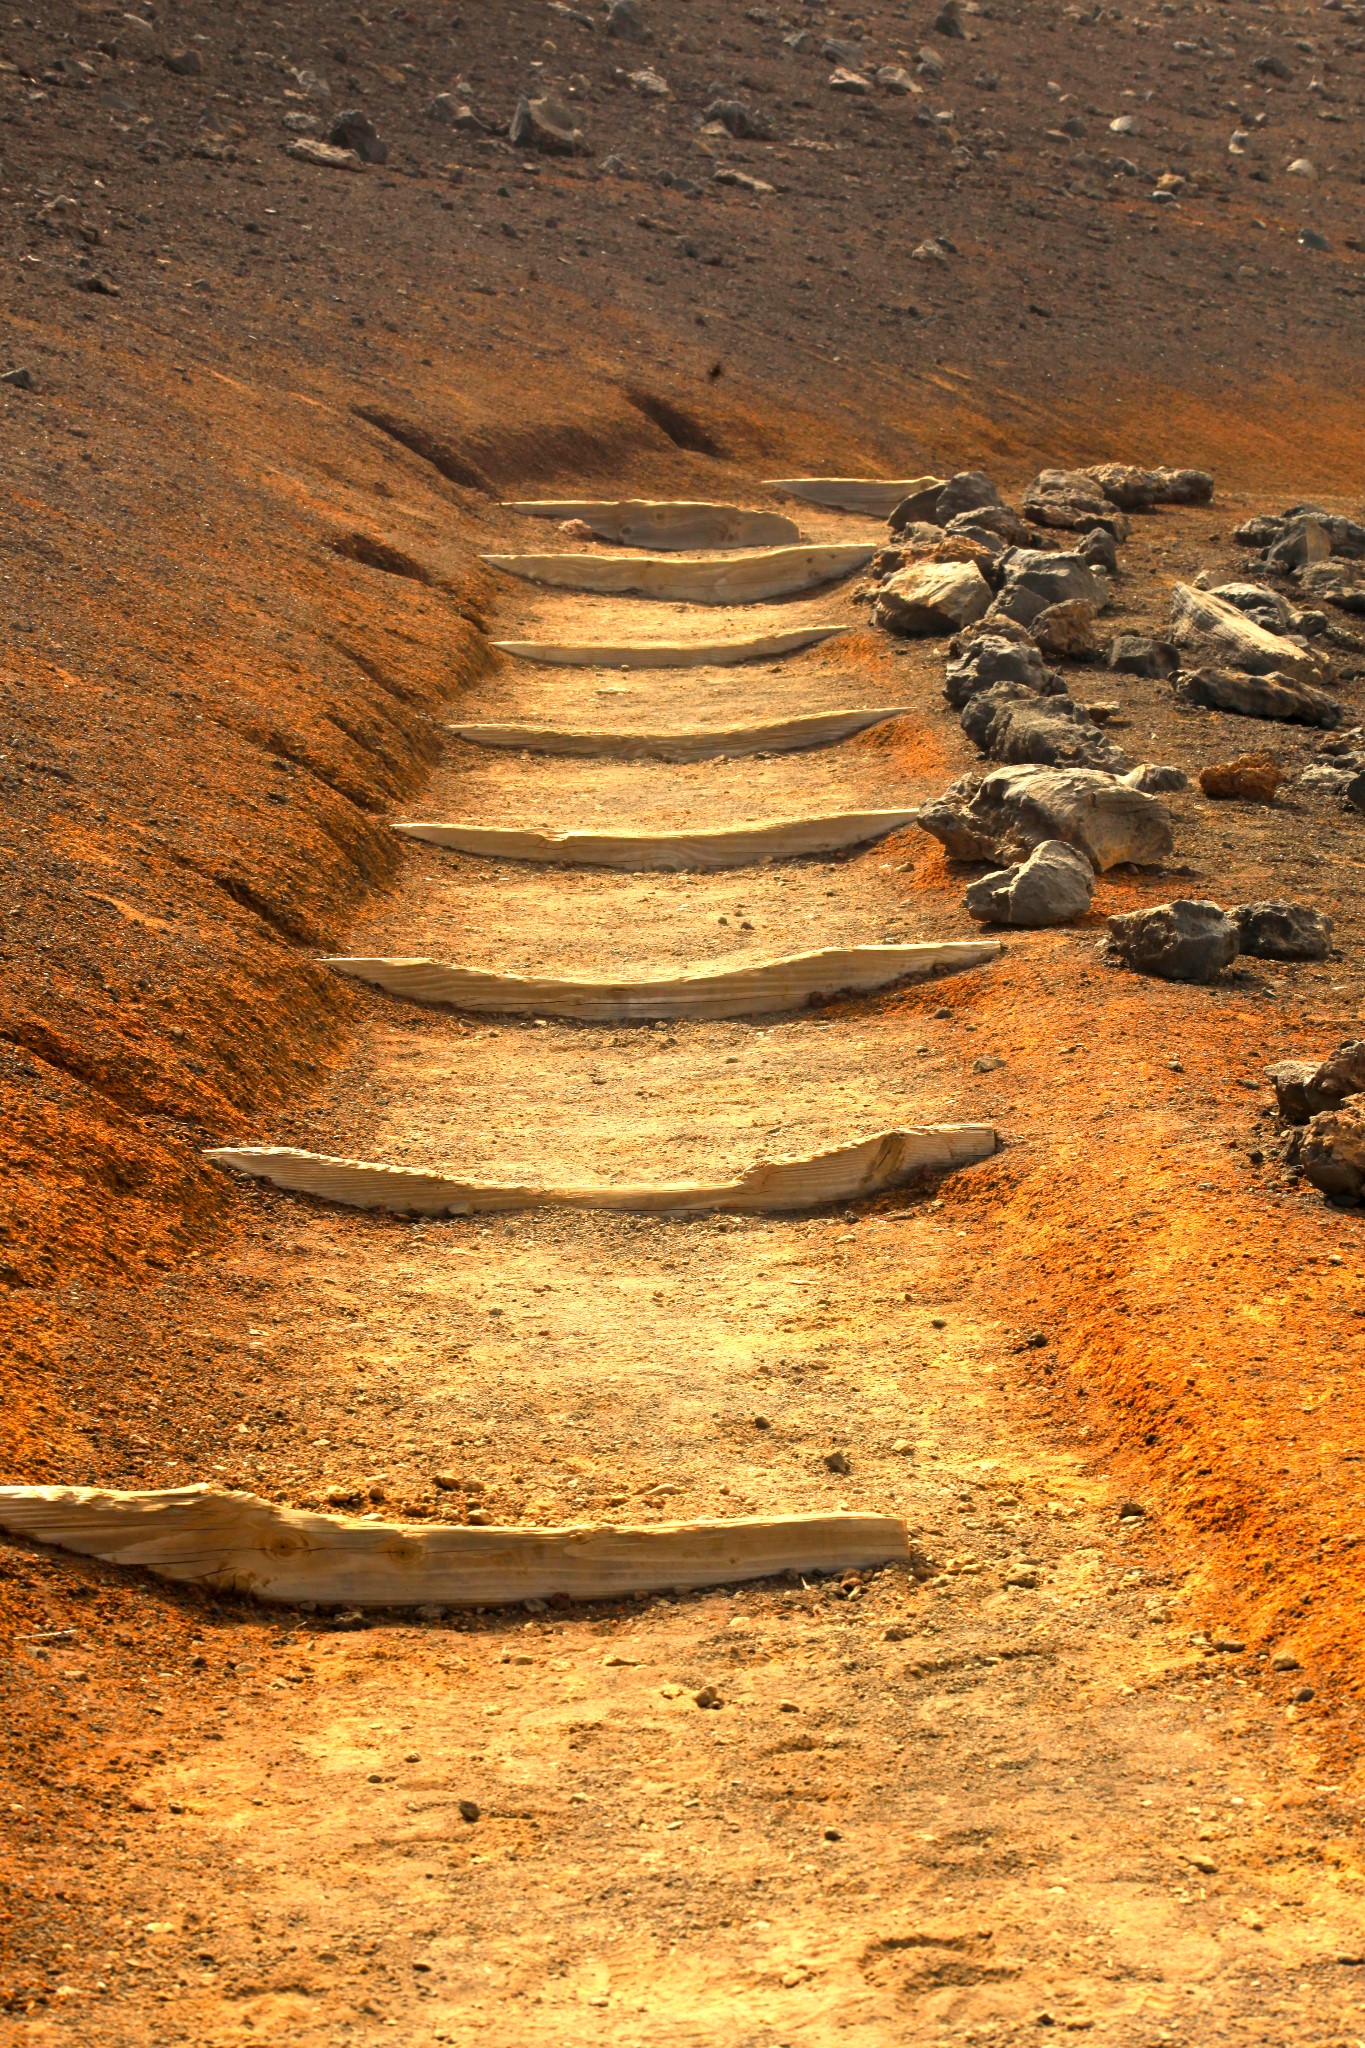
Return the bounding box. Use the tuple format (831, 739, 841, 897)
(5, 0, 1365, 2037)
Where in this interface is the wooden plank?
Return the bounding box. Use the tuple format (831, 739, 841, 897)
(763, 476, 945, 517)
(322, 940, 1001, 1021)
(480, 544, 876, 603)
(491, 626, 847, 668)
(0, 1486, 912, 1608)
(205, 1126, 998, 1216)
(447, 705, 910, 761)
(502, 499, 800, 548)
(390, 809, 920, 870)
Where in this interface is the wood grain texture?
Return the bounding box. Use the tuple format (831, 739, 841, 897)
(205, 1126, 998, 1216)
(0, 1486, 911, 1607)
(502, 499, 800, 548)
(390, 810, 920, 870)
(480, 544, 876, 603)
(491, 626, 847, 668)
(322, 940, 1002, 1021)
(446, 705, 910, 762)
(763, 476, 945, 516)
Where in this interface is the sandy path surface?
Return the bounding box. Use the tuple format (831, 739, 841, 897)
(19, 506, 1365, 2047)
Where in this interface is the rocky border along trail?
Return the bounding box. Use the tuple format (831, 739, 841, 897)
(9, 491, 1365, 2045)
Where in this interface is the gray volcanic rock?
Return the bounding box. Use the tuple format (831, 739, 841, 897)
(964, 838, 1096, 927)
(890, 471, 1002, 531)
(1232, 901, 1333, 961)
(1300, 1100, 1365, 1201)
(1022, 469, 1131, 539)
(509, 95, 588, 153)
(961, 683, 1130, 771)
(1268, 1041, 1365, 1123)
(918, 764, 1174, 871)
(1085, 463, 1214, 510)
(998, 548, 1110, 623)
(1106, 900, 1238, 983)
(1109, 633, 1178, 678)
(1175, 665, 1342, 727)
(872, 559, 992, 634)
(1121, 762, 1189, 794)
(943, 632, 1061, 707)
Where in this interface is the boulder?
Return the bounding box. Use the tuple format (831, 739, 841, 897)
(890, 472, 1001, 531)
(1264, 514, 1332, 573)
(1349, 772, 1365, 814)
(1269, 1044, 1365, 1123)
(1076, 527, 1120, 575)
(1198, 753, 1281, 802)
(1175, 664, 1341, 728)
(943, 632, 1060, 708)
(1106, 900, 1238, 983)
(1109, 633, 1178, 678)
(1031, 599, 1102, 660)
(1085, 463, 1214, 510)
(944, 504, 1033, 547)
(960, 683, 1129, 771)
(873, 559, 992, 635)
(1210, 581, 1295, 632)
(1299, 1099, 1365, 1201)
(1121, 762, 1188, 794)
(1232, 901, 1333, 961)
(999, 548, 1110, 623)
(1175, 664, 1341, 727)
(1022, 469, 1131, 539)
(327, 110, 389, 162)
(918, 763, 1174, 871)
(1300, 561, 1365, 614)
(606, 0, 649, 36)
(510, 95, 588, 153)
(1267, 1059, 1327, 1124)
(704, 98, 773, 139)
(964, 838, 1096, 928)
(1170, 582, 1324, 683)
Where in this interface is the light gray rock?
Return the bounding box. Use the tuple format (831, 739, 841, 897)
(1106, 900, 1238, 983)
(1232, 901, 1333, 961)
(891, 472, 1000, 531)
(1085, 463, 1214, 510)
(509, 95, 588, 154)
(1171, 582, 1324, 683)
(945, 504, 1032, 547)
(1121, 762, 1188, 794)
(873, 559, 992, 635)
(1175, 665, 1342, 728)
(1076, 527, 1119, 575)
(1300, 561, 1365, 614)
(918, 763, 1174, 871)
(965, 839, 1096, 927)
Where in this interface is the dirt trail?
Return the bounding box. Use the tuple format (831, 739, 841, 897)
(16, 495, 1365, 2045)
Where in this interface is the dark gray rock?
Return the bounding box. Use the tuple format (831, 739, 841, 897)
(890, 472, 1001, 532)
(918, 763, 1174, 871)
(1300, 561, 1365, 615)
(1272, 1041, 1365, 1124)
(1210, 582, 1295, 632)
(962, 684, 1129, 771)
(944, 504, 1032, 547)
(1022, 469, 1131, 540)
(606, 0, 649, 36)
(1265, 515, 1332, 573)
(1175, 665, 1343, 728)
(964, 838, 1096, 927)
(328, 109, 389, 162)
(999, 548, 1110, 622)
(1106, 900, 1238, 983)
(1076, 527, 1119, 575)
(1348, 771, 1365, 814)
(1232, 901, 1333, 961)
(943, 632, 1061, 708)
(1109, 633, 1178, 678)
(704, 98, 773, 139)
(1267, 1059, 1324, 1124)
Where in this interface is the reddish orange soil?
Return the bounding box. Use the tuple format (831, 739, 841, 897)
(6, 0, 1365, 2034)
